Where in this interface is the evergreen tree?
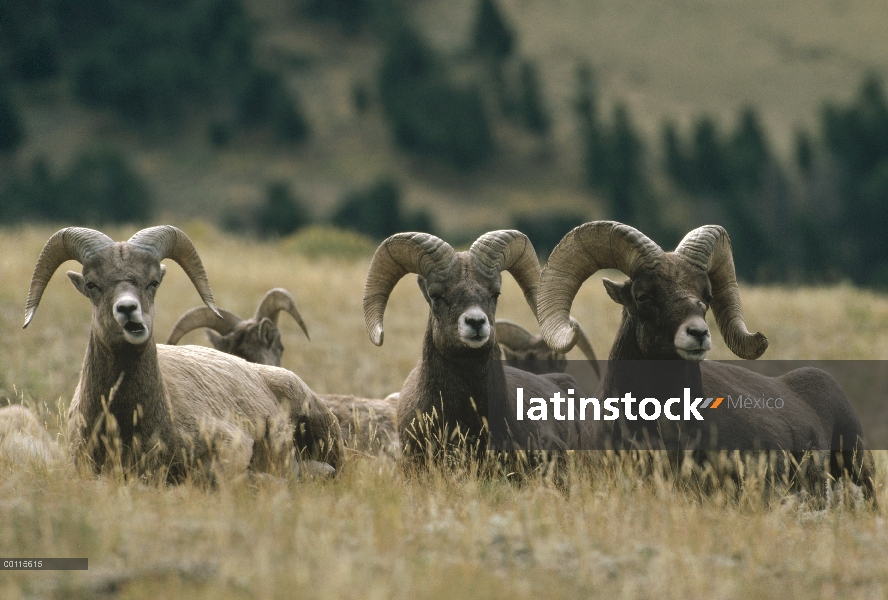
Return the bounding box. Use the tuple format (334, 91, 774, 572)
(516, 59, 550, 135)
(472, 0, 514, 63)
(0, 75, 25, 155)
(728, 107, 770, 192)
(256, 181, 309, 237)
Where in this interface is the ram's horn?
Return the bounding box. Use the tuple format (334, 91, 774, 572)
(363, 233, 457, 346)
(674, 225, 768, 359)
(24, 228, 114, 328)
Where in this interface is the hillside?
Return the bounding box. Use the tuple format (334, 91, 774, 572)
(8, 0, 888, 239)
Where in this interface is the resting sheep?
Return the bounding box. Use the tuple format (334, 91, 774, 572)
(496, 318, 599, 376)
(24, 226, 343, 481)
(0, 404, 62, 471)
(166, 288, 309, 367)
(363, 230, 583, 467)
(166, 288, 399, 456)
(536, 221, 875, 498)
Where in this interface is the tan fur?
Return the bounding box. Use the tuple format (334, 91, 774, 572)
(320, 394, 399, 457)
(0, 405, 62, 470)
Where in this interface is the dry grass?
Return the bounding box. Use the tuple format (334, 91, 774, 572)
(2, 223, 888, 598)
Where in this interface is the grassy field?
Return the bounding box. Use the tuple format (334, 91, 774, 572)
(2, 224, 888, 598)
(0, 224, 888, 599)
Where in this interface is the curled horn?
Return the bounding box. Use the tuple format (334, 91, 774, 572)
(128, 226, 220, 317)
(674, 225, 768, 359)
(255, 288, 310, 341)
(494, 320, 535, 349)
(363, 233, 457, 346)
(166, 308, 243, 345)
(569, 316, 600, 377)
(538, 221, 664, 353)
(469, 230, 541, 316)
(24, 228, 114, 328)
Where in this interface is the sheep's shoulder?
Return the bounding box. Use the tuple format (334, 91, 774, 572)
(156, 344, 282, 422)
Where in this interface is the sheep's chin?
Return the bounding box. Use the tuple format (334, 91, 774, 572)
(460, 334, 490, 349)
(676, 348, 708, 361)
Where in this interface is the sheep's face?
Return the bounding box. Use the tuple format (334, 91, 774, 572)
(417, 256, 501, 357)
(501, 339, 567, 373)
(205, 318, 284, 366)
(67, 245, 165, 347)
(603, 255, 713, 361)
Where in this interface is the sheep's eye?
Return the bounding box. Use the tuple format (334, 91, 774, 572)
(635, 293, 652, 304)
(86, 282, 98, 291)
(430, 294, 445, 304)
(148, 281, 160, 289)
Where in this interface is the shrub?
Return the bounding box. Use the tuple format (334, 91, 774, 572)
(332, 178, 435, 239)
(64, 148, 153, 223)
(378, 28, 493, 169)
(256, 181, 310, 237)
(279, 225, 376, 260)
(513, 211, 586, 259)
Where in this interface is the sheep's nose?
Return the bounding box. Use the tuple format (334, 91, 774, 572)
(464, 315, 487, 332)
(687, 324, 710, 342)
(115, 298, 140, 317)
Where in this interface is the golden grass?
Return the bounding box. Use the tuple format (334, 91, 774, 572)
(2, 223, 888, 598)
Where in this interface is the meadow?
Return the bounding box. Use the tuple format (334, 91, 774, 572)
(2, 224, 888, 598)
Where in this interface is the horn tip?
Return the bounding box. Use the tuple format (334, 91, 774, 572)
(370, 326, 384, 346)
(547, 323, 578, 354)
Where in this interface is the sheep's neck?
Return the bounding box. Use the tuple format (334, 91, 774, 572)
(79, 333, 176, 465)
(417, 326, 505, 444)
(603, 312, 704, 400)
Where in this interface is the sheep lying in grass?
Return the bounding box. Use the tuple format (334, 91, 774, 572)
(0, 404, 62, 471)
(166, 288, 309, 367)
(496, 318, 600, 377)
(167, 288, 399, 456)
(24, 226, 343, 481)
(364, 230, 583, 471)
(537, 221, 875, 500)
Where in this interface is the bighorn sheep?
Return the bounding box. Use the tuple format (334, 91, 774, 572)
(0, 404, 62, 471)
(363, 230, 583, 465)
(536, 221, 875, 497)
(24, 226, 343, 480)
(166, 289, 399, 456)
(496, 318, 600, 376)
(166, 288, 309, 367)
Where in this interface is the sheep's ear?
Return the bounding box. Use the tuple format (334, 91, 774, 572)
(603, 278, 631, 306)
(67, 271, 88, 297)
(159, 264, 167, 282)
(417, 275, 431, 304)
(259, 318, 277, 346)
(206, 329, 227, 351)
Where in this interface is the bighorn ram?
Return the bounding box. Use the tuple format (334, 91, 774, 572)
(166, 289, 399, 456)
(166, 288, 309, 367)
(363, 230, 583, 464)
(537, 221, 875, 497)
(24, 226, 343, 480)
(496, 318, 600, 376)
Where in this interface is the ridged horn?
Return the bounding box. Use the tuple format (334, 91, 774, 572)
(128, 226, 220, 317)
(363, 233, 457, 346)
(166, 307, 243, 345)
(674, 225, 768, 359)
(569, 316, 600, 377)
(24, 228, 114, 328)
(469, 230, 541, 316)
(494, 320, 535, 349)
(538, 221, 664, 353)
(254, 288, 310, 341)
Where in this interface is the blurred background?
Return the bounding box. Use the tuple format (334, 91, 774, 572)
(1, 0, 887, 286)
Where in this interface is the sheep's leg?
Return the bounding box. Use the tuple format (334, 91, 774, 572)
(260, 370, 345, 472)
